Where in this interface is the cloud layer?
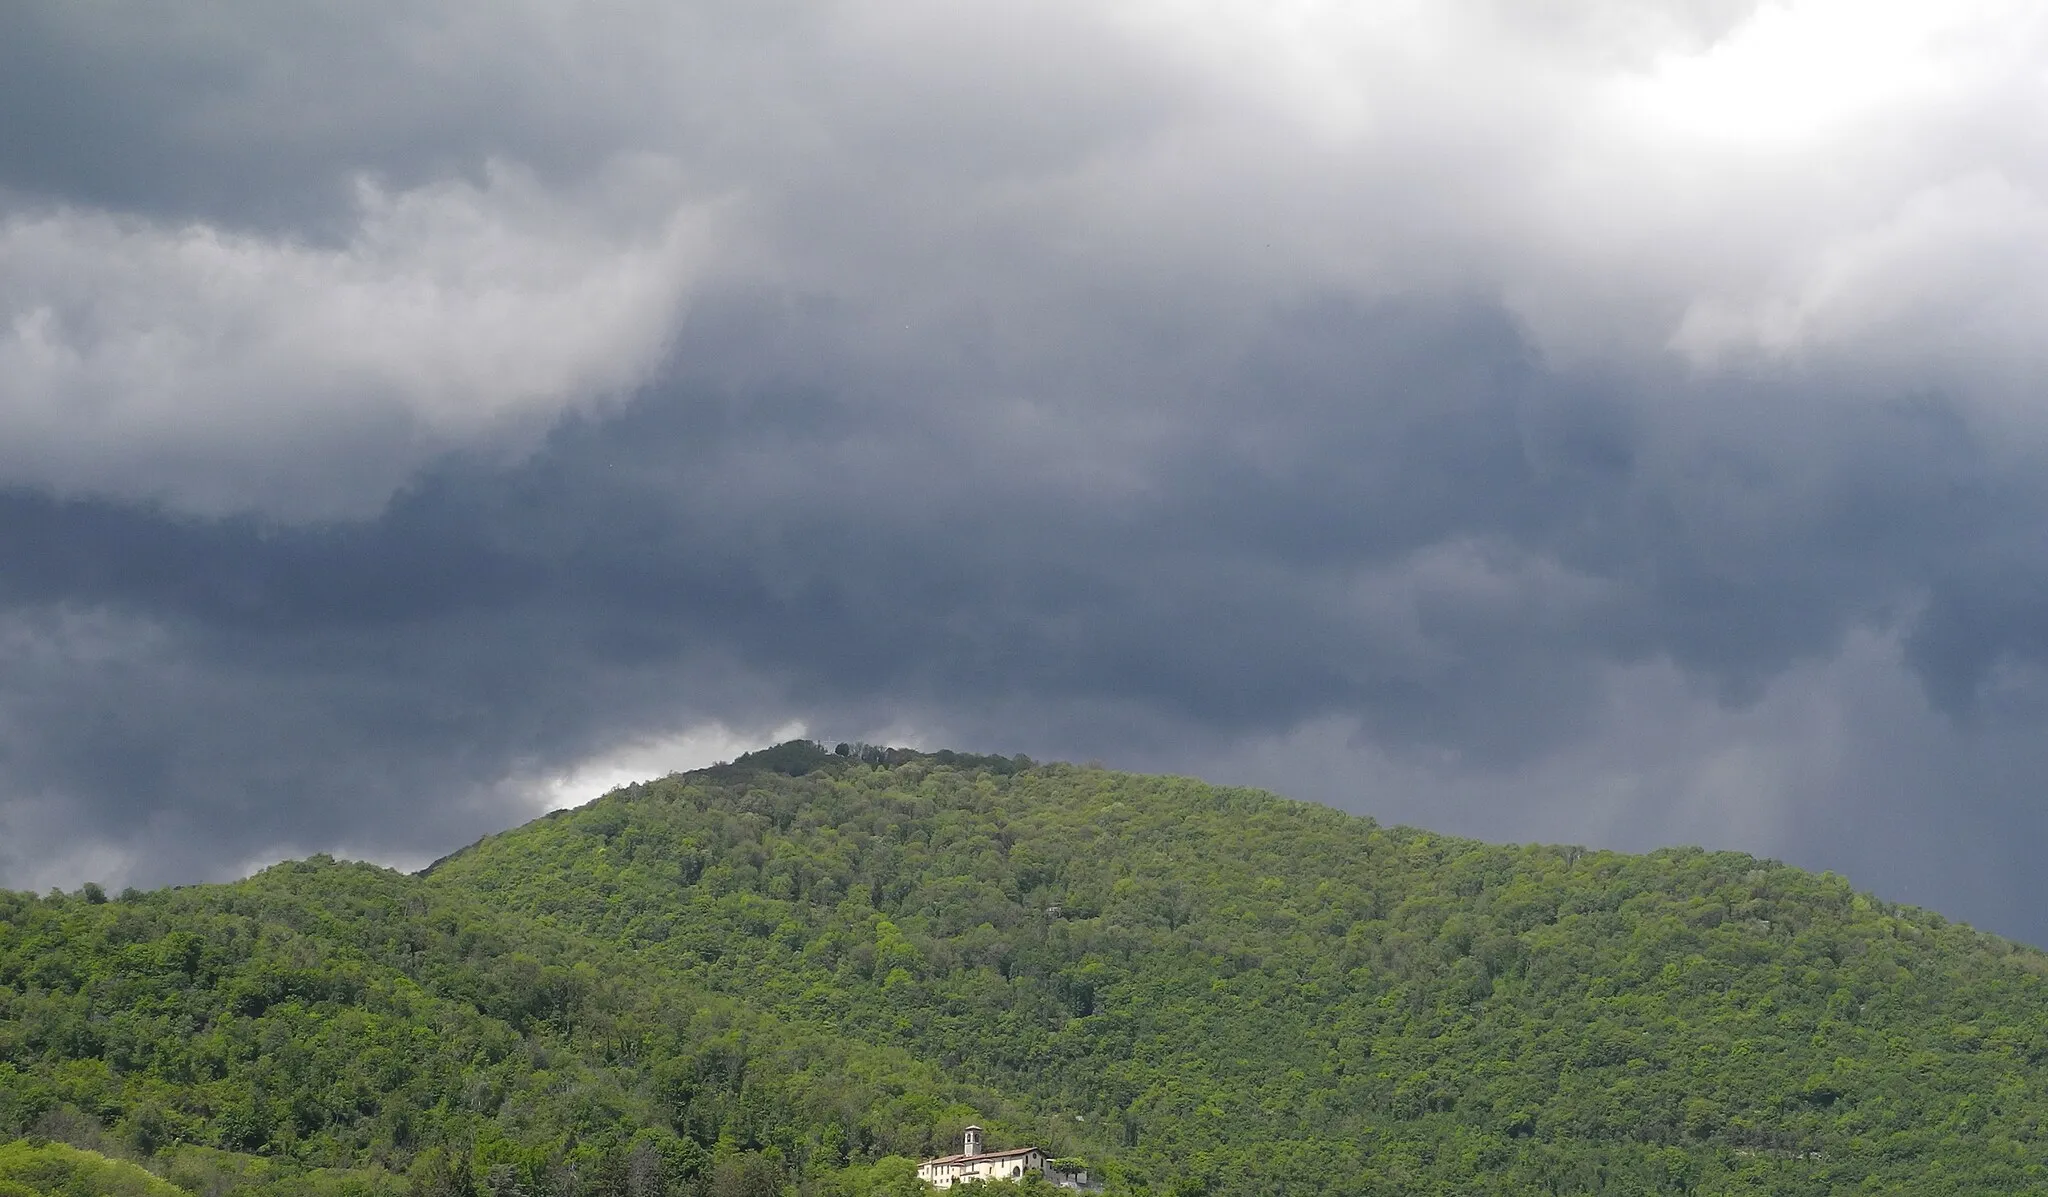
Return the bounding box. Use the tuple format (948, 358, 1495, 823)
(7, 0, 2048, 941)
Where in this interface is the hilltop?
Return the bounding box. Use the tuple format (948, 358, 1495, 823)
(7, 743, 2048, 1194)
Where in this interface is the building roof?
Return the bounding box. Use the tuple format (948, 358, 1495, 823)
(919, 1146, 1045, 1166)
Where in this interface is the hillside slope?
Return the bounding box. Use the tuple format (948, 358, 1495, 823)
(8, 744, 2048, 1194)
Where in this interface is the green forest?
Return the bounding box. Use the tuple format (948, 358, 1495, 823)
(8, 742, 2048, 1194)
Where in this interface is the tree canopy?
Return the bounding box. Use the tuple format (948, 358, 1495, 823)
(8, 743, 2048, 1194)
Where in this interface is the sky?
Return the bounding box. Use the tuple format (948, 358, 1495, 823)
(7, 0, 2048, 939)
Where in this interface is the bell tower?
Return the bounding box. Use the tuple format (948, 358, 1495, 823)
(963, 1125, 984, 1156)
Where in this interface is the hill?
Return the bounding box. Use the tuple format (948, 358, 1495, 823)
(7, 742, 2048, 1194)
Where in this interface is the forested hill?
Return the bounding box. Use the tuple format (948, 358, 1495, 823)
(8, 745, 2048, 1195)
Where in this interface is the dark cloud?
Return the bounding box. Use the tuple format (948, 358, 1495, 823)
(0, 0, 1182, 237)
(4, 288, 2044, 929)
(7, 1, 2048, 946)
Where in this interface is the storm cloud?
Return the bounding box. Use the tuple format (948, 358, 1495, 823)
(7, 0, 2048, 939)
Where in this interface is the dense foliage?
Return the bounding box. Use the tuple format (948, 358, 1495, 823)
(0, 1140, 183, 1197)
(9, 742, 2048, 1194)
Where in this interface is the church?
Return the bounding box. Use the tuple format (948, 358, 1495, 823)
(916, 1126, 1095, 1190)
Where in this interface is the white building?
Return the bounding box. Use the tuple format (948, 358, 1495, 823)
(916, 1126, 1096, 1190)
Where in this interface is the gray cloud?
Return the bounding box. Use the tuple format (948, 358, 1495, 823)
(7, 0, 2048, 944)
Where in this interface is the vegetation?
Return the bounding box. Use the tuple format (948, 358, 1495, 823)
(8, 742, 2048, 1193)
(0, 1140, 184, 1197)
